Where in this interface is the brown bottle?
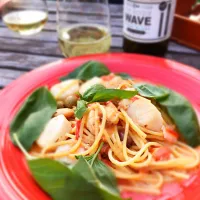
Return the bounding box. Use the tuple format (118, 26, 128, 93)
(123, 0, 177, 57)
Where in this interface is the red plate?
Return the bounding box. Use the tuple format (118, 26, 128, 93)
(0, 53, 200, 200)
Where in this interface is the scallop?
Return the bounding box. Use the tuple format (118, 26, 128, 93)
(51, 79, 79, 100)
(36, 115, 72, 148)
(127, 97, 163, 131)
(79, 77, 102, 95)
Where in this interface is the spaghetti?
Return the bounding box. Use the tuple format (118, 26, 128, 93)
(30, 74, 200, 195)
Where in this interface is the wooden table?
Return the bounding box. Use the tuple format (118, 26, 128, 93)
(0, 2, 200, 89)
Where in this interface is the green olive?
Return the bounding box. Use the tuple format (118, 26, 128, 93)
(64, 95, 78, 108)
(57, 101, 64, 108)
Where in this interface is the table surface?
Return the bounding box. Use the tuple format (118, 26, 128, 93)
(0, 2, 200, 89)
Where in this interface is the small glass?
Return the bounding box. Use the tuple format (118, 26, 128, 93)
(2, 0, 48, 36)
(57, 0, 111, 57)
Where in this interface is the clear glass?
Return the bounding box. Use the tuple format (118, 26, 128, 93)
(57, 0, 111, 57)
(2, 0, 48, 36)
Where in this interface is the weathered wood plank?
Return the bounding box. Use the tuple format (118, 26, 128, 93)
(0, 38, 62, 56)
(0, 68, 25, 79)
(0, 68, 26, 88)
(166, 53, 200, 69)
(168, 42, 200, 54)
(0, 28, 59, 42)
(0, 51, 60, 70)
(0, 49, 199, 73)
(46, 2, 123, 16)
(0, 52, 200, 89)
(47, 12, 122, 25)
(0, 77, 12, 88)
(0, 68, 27, 88)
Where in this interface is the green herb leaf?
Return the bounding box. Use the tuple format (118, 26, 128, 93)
(157, 89, 200, 147)
(76, 143, 121, 200)
(134, 83, 169, 100)
(75, 100, 88, 119)
(81, 84, 137, 103)
(86, 143, 120, 197)
(116, 73, 132, 80)
(82, 84, 106, 102)
(28, 159, 102, 200)
(92, 158, 120, 198)
(60, 61, 110, 81)
(89, 89, 138, 103)
(77, 84, 137, 118)
(74, 156, 122, 200)
(13, 134, 36, 160)
(28, 156, 122, 200)
(10, 87, 57, 151)
(73, 156, 98, 185)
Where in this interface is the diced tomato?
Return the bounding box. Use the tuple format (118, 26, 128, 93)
(74, 93, 80, 98)
(101, 74, 115, 81)
(131, 96, 139, 102)
(102, 158, 112, 167)
(75, 120, 81, 140)
(101, 135, 107, 143)
(152, 147, 171, 161)
(166, 127, 179, 138)
(139, 167, 149, 173)
(163, 127, 179, 143)
(149, 146, 160, 154)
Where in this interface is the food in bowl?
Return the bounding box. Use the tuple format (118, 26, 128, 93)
(10, 61, 200, 200)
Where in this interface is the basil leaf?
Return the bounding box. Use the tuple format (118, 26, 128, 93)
(89, 89, 138, 103)
(157, 90, 200, 147)
(74, 156, 122, 200)
(78, 84, 137, 117)
(28, 159, 102, 200)
(73, 156, 98, 185)
(81, 143, 121, 199)
(81, 84, 137, 103)
(116, 73, 132, 80)
(92, 158, 120, 197)
(134, 83, 169, 100)
(61, 61, 110, 81)
(75, 100, 87, 119)
(10, 87, 57, 151)
(82, 84, 106, 102)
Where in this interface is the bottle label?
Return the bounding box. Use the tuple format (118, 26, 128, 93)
(123, 0, 176, 43)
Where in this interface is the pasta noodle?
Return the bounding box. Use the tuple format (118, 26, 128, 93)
(30, 74, 200, 195)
